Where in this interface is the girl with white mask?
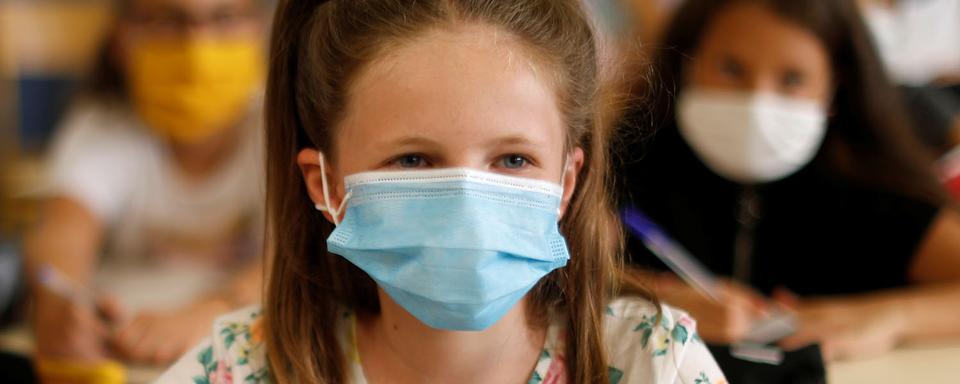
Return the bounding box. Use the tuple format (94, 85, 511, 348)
(618, 0, 960, 369)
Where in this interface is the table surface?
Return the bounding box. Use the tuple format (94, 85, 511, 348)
(828, 342, 960, 383)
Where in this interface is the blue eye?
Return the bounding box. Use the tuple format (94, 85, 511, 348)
(394, 154, 426, 168)
(499, 155, 529, 169)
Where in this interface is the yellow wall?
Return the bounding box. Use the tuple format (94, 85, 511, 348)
(0, 1, 113, 233)
(0, 1, 113, 77)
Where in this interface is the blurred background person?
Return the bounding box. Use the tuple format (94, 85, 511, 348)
(22, 0, 269, 367)
(861, 0, 960, 156)
(860, 0, 960, 88)
(858, 0, 960, 198)
(617, 0, 960, 367)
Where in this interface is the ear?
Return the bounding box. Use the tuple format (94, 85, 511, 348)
(558, 147, 585, 219)
(297, 148, 346, 225)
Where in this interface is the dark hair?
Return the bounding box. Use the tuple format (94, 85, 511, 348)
(621, 0, 947, 204)
(264, 0, 653, 382)
(86, 24, 125, 102)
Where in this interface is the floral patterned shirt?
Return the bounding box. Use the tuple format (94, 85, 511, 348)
(157, 297, 726, 384)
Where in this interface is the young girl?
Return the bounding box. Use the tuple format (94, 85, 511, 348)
(618, 0, 960, 362)
(160, 0, 726, 383)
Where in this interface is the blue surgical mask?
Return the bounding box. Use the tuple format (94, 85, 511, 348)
(314, 153, 570, 331)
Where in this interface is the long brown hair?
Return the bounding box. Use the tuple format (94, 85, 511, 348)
(264, 0, 649, 382)
(620, 0, 947, 205)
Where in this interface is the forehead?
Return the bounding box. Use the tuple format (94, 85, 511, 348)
(697, 3, 827, 69)
(334, 24, 565, 155)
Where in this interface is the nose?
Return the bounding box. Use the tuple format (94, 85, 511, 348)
(744, 72, 781, 95)
(444, 152, 488, 170)
(183, 23, 217, 40)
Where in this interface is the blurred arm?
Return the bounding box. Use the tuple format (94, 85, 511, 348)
(776, 209, 960, 360)
(24, 197, 104, 291)
(895, 208, 960, 341)
(23, 197, 110, 360)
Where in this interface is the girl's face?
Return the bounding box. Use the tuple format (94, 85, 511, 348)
(686, 2, 833, 106)
(299, 24, 584, 219)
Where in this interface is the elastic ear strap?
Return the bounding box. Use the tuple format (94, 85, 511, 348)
(316, 151, 348, 226)
(559, 154, 571, 190)
(558, 154, 572, 216)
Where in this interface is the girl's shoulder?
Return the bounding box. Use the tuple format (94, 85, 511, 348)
(604, 296, 690, 339)
(602, 296, 727, 384)
(157, 306, 270, 384)
(160, 300, 728, 384)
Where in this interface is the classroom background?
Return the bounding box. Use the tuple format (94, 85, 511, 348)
(0, 0, 958, 383)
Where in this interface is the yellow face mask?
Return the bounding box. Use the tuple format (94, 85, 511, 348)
(126, 39, 264, 144)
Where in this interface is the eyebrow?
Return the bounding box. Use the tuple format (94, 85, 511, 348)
(376, 134, 545, 149)
(486, 135, 544, 147)
(382, 136, 442, 149)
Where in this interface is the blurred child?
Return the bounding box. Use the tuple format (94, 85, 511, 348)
(618, 0, 960, 362)
(24, 0, 268, 365)
(861, 0, 960, 157)
(159, 0, 726, 383)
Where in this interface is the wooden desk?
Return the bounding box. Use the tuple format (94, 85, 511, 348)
(828, 342, 960, 383)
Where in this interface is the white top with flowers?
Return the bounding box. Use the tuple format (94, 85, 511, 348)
(157, 297, 726, 384)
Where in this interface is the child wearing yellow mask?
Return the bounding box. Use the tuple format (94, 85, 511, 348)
(24, 0, 268, 367)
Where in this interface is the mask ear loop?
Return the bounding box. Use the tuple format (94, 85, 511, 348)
(314, 151, 352, 226)
(558, 155, 571, 216)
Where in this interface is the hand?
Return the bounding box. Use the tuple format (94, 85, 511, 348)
(33, 289, 125, 362)
(109, 298, 230, 365)
(654, 275, 770, 344)
(777, 293, 906, 361)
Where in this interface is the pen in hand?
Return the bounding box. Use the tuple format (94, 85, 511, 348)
(37, 264, 119, 328)
(622, 207, 723, 301)
(621, 207, 797, 349)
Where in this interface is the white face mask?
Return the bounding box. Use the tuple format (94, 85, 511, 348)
(677, 88, 828, 184)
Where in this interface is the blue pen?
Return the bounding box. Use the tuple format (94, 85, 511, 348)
(622, 207, 722, 301)
(623, 207, 797, 349)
